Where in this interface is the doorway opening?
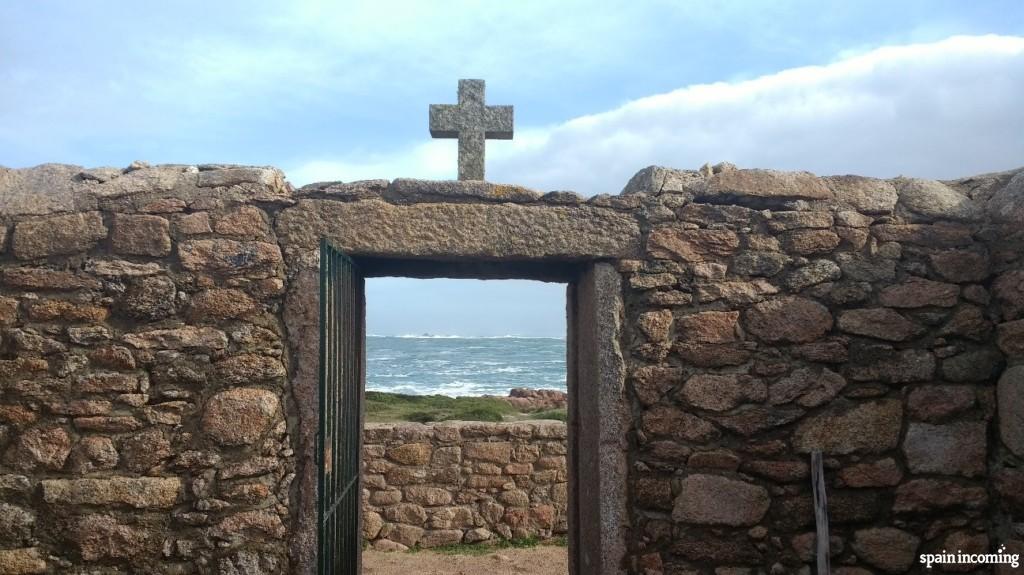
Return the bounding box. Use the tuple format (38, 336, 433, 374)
(362, 276, 569, 574)
(314, 246, 627, 575)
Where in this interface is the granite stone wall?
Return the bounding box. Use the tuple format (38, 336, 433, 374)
(618, 164, 1024, 574)
(361, 420, 568, 551)
(0, 159, 1021, 574)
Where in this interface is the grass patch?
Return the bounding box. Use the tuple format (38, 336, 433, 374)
(365, 391, 566, 423)
(415, 536, 550, 556)
(530, 409, 567, 422)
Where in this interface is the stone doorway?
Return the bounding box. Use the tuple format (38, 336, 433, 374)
(289, 253, 629, 575)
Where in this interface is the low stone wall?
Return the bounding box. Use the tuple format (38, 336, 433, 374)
(361, 420, 568, 550)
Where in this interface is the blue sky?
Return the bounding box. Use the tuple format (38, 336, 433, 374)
(3, 2, 1023, 336)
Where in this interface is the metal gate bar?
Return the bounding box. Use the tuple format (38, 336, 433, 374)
(318, 239, 363, 575)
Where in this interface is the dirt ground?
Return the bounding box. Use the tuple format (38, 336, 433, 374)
(362, 546, 569, 575)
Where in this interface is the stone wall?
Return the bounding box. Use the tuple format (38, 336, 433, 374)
(619, 164, 1024, 574)
(0, 164, 296, 574)
(361, 420, 568, 551)
(0, 159, 1021, 574)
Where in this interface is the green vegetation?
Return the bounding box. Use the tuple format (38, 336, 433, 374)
(412, 536, 566, 556)
(365, 391, 566, 423)
(530, 409, 567, 422)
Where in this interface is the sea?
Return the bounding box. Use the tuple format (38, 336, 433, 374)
(366, 335, 567, 397)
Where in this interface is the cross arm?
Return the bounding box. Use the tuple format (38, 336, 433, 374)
(429, 104, 460, 138)
(483, 105, 513, 139)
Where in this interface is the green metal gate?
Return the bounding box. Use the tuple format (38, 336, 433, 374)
(318, 239, 365, 575)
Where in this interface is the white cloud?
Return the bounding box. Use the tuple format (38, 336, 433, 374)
(288, 35, 1024, 194)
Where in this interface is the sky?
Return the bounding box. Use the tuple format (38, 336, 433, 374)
(2, 1, 1023, 336)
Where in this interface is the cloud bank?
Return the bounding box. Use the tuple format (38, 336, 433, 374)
(290, 35, 1024, 195)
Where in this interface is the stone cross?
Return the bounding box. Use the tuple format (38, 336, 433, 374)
(429, 79, 513, 181)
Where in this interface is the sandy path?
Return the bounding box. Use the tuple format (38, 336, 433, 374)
(362, 546, 568, 575)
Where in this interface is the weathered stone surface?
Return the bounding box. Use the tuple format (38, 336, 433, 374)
(178, 238, 283, 277)
(202, 388, 280, 446)
(672, 474, 770, 526)
(744, 297, 833, 343)
(385, 178, 539, 203)
(872, 223, 973, 247)
(0, 548, 46, 574)
(120, 275, 177, 320)
(174, 211, 212, 235)
(711, 405, 804, 436)
(896, 178, 980, 222)
(276, 199, 640, 259)
(621, 165, 704, 195)
(784, 259, 841, 290)
(69, 436, 119, 473)
(681, 373, 766, 412)
(12, 212, 107, 259)
(998, 319, 1024, 357)
(0, 503, 34, 544)
(214, 205, 269, 238)
(217, 550, 285, 575)
(930, 250, 990, 283)
(767, 210, 833, 230)
(994, 270, 1024, 321)
(85, 258, 163, 277)
(893, 479, 988, 512)
(998, 366, 1024, 457)
(701, 169, 832, 203)
(852, 527, 920, 573)
(73, 415, 143, 433)
(213, 354, 286, 384)
(641, 405, 718, 442)
(907, 385, 975, 422)
(387, 443, 433, 466)
(41, 477, 181, 508)
(217, 510, 287, 539)
(76, 371, 142, 393)
(463, 442, 512, 463)
(826, 175, 898, 213)
(630, 366, 683, 406)
(742, 460, 809, 482)
(835, 253, 896, 282)
(120, 428, 172, 473)
(648, 228, 739, 262)
(26, 299, 107, 323)
(404, 486, 453, 507)
(768, 367, 846, 408)
(1, 267, 100, 291)
(848, 345, 935, 383)
(837, 308, 921, 341)
(941, 348, 1003, 382)
(74, 514, 151, 561)
(783, 229, 841, 254)
(123, 326, 227, 350)
(903, 421, 986, 477)
(878, 277, 959, 308)
(671, 532, 762, 564)
(838, 458, 903, 487)
(196, 166, 287, 191)
(793, 400, 902, 454)
(675, 310, 739, 344)
(3, 425, 71, 471)
(988, 170, 1024, 223)
(637, 309, 673, 342)
(731, 251, 789, 277)
(187, 288, 258, 321)
(940, 305, 993, 341)
(695, 279, 778, 304)
(111, 214, 172, 256)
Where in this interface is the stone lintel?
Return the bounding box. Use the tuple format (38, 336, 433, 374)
(275, 198, 641, 261)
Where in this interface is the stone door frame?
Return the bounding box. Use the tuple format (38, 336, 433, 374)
(285, 255, 629, 575)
